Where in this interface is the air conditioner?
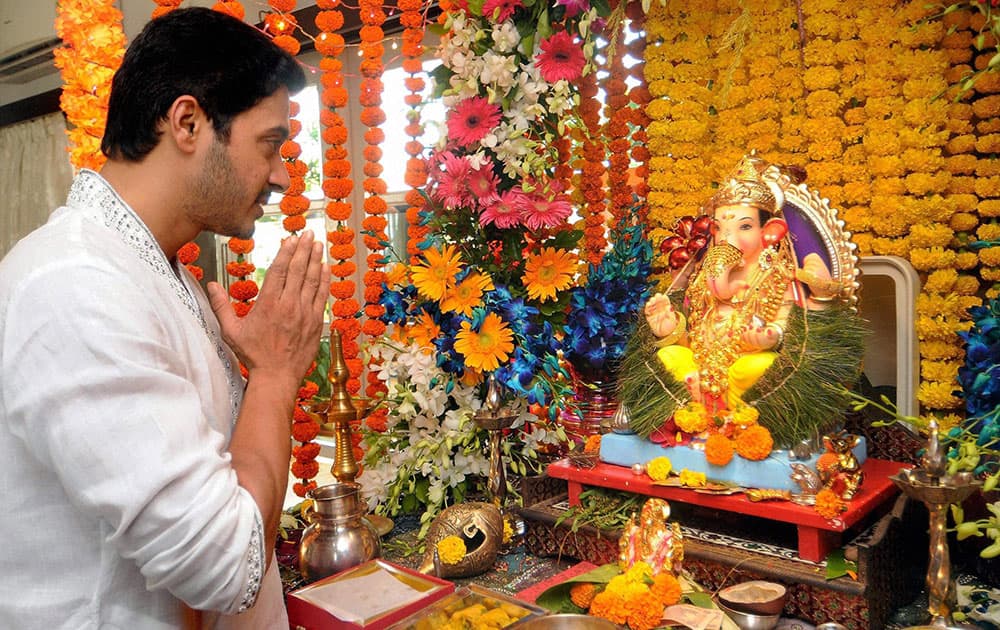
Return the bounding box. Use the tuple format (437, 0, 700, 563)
(0, 37, 61, 85)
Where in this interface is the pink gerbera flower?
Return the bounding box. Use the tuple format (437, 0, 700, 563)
(446, 96, 502, 146)
(554, 0, 588, 17)
(434, 152, 474, 209)
(467, 164, 501, 209)
(482, 0, 523, 22)
(517, 192, 573, 230)
(535, 31, 586, 83)
(481, 187, 528, 229)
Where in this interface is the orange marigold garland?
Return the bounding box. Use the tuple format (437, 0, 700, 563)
(603, 18, 633, 231)
(626, 10, 651, 227)
(814, 488, 846, 520)
(54, 0, 127, 171)
(227, 238, 257, 320)
(151, 0, 182, 19)
(358, 0, 390, 444)
(176, 241, 204, 281)
(400, 0, 430, 263)
(315, 2, 361, 398)
(576, 69, 608, 266)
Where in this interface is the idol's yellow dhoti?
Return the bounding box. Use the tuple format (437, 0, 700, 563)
(656, 345, 776, 409)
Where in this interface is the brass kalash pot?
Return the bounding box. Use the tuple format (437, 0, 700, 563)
(298, 330, 381, 582)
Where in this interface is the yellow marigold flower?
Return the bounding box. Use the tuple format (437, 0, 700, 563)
(909, 247, 957, 272)
(946, 135, 976, 155)
(951, 212, 979, 233)
(568, 582, 597, 609)
(955, 275, 980, 296)
(921, 340, 963, 361)
(977, 159, 1000, 177)
(735, 425, 773, 461)
(980, 247, 1000, 268)
(908, 223, 954, 249)
(974, 95, 1000, 119)
(976, 177, 1000, 198)
(853, 233, 874, 256)
(678, 469, 707, 487)
(977, 223, 1000, 241)
(674, 402, 709, 434)
(454, 312, 515, 371)
(978, 120, 1000, 135)
(814, 488, 845, 520)
(871, 237, 910, 257)
(646, 456, 673, 482)
(983, 267, 1000, 282)
(437, 535, 467, 565)
(981, 200, 1000, 218)
(843, 205, 871, 230)
(522, 247, 577, 303)
(921, 359, 961, 384)
(503, 518, 513, 544)
(956, 251, 980, 270)
(589, 590, 628, 626)
(625, 561, 653, 584)
(918, 381, 963, 410)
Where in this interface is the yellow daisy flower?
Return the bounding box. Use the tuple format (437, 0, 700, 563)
(441, 272, 494, 317)
(454, 312, 515, 371)
(410, 244, 463, 300)
(523, 247, 577, 302)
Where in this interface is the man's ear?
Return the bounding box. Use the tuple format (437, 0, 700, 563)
(164, 95, 206, 154)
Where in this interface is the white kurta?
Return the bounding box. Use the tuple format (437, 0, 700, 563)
(0, 170, 287, 629)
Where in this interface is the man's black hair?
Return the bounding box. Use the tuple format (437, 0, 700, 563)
(101, 7, 306, 161)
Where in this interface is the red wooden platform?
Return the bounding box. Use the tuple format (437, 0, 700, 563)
(546, 457, 905, 562)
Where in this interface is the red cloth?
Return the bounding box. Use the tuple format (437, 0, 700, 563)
(515, 562, 599, 604)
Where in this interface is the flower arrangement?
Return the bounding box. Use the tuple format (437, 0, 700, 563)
(357, 339, 562, 539)
(537, 561, 686, 630)
(377, 0, 608, 409)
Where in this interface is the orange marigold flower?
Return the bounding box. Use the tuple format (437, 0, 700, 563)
(283, 215, 307, 233)
(293, 480, 317, 498)
(177, 241, 200, 264)
(228, 238, 254, 255)
(589, 590, 628, 626)
(569, 583, 597, 609)
(284, 177, 306, 197)
(360, 106, 387, 127)
(299, 381, 319, 398)
(329, 244, 355, 261)
(817, 452, 839, 476)
(363, 145, 383, 162)
(292, 419, 321, 442)
(229, 279, 259, 302)
(293, 443, 321, 461)
(584, 434, 602, 453)
(704, 434, 735, 466)
(364, 196, 388, 214)
(212, 1, 245, 20)
(232, 301, 254, 318)
(734, 424, 774, 461)
(815, 488, 846, 519)
(330, 261, 357, 278)
(315, 9, 344, 32)
(327, 201, 352, 221)
(323, 178, 353, 200)
(291, 460, 319, 479)
(316, 32, 346, 57)
(362, 319, 387, 336)
(272, 34, 300, 56)
(332, 299, 360, 317)
(186, 265, 204, 281)
(226, 261, 256, 278)
(269, 0, 296, 11)
(627, 590, 666, 630)
(280, 195, 309, 215)
(650, 572, 682, 606)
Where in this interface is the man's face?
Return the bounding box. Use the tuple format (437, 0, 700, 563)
(188, 87, 291, 239)
(713, 203, 763, 263)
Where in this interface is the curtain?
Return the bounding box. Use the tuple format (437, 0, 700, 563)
(0, 114, 74, 260)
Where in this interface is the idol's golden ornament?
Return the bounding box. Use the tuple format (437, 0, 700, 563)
(618, 498, 683, 575)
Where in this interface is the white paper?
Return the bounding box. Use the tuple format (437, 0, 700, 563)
(296, 566, 429, 623)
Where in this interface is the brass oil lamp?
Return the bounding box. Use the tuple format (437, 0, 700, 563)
(325, 329, 369, 483)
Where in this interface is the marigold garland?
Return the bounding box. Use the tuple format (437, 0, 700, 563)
(176, 241, 204, 281)
(576, 69, 607, 266)
(54, 0, 127, 171)
(400, 0, 429, 264)
(316, 4, 362, 399)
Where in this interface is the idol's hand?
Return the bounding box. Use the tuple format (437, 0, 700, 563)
(208, 230, 329, 392)
(645, 293, 680, 339)
(742, 320, 783, 352)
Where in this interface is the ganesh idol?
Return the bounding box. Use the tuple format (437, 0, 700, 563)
(616, 155, 866, 452)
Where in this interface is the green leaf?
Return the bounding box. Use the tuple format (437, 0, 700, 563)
(825, 548, 858, 580)
(429, 64, 454, 99)
(683, 592, 715, 608)
(536, 7, 552, 41)
(467, 0, 485, 16)
(590, 0, 612, 17)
